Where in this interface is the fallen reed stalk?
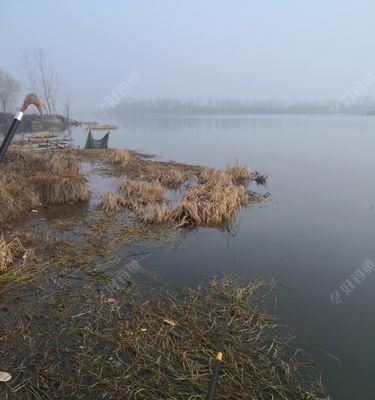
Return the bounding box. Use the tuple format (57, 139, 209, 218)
(0, 235, 34, 272)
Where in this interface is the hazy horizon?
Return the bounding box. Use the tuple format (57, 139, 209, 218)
(1, 0, 374, 111)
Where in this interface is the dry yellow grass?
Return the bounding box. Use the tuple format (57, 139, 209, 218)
(0, 148, 89, 223)
(0, 172, 40, 224)
(98, 158, 263, 228)
(38, 177, 90, 204)
(101, 192, 121, 213)
(226, 164, 252, 183)
(118, 179, 165, 205)
(45, 152, 80, 176)
(139, 173, 249, 228)
(140, 203, 173, 225)
(199, 167, 223, 183)
(173, 180, 248, 227)
(110, 148, 131, 167)
(156, 167, 187, 188)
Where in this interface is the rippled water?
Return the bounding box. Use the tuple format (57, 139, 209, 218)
(73, 114, 375, 399)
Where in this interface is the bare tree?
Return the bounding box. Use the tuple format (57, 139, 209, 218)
(0, 69, 21, 112)
(24, 48, 59, 115)
(62, 91, 72, 121)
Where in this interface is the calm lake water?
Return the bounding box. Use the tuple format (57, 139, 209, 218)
(76, 114, 375, 399)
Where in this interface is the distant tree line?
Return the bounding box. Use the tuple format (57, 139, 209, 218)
(113, 97, 375, 116)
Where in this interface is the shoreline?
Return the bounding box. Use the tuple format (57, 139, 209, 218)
(0, 112, 80, 133)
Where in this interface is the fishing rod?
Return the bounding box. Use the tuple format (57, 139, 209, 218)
(205, 286, 245, 400)
(0, 93, 42, 163)
(205, 303, 232, 400)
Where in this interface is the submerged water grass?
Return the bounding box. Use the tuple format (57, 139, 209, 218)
(0, 275, 329, 399)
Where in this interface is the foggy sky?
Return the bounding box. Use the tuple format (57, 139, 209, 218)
(1, 0, 374, 110)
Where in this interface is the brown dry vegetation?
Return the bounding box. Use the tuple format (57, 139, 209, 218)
(118, 179, 165, 205)
(173, 178, 248, 227)
(101, 179, 165, 214)
(199, 167, 225, 184)
(156, 167, 187, 188)
(140, 202, 174, 225)
(73, 148, 201, 186)
(100, 192, 121, 213)
(142, 172, 251, 228)
(110, 148, 131, 167)
(104, 164, 264, 229)
(0, 148, 89, 224)
(225, 164, 252, 183)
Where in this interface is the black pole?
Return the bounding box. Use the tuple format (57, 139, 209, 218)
(0, 93, 41, 164)
(206, 357, 222, 400)
(0, 111, 23, 163)
(206, 307, 232, 400)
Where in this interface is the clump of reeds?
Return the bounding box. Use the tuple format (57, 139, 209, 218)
(173, 179, 248, 227)
(140, 202, 174, 225)
(0, 172, 40, 224)
(97, 155, 266, 229)
(156, 167, 186, 188)
(140, 172, 249, 228)
(101, 162, 264, 228)
(0, 148, 89, 223)
(101, 179, 166, 216)
(38, 176, 90, 204)
(45, 151, 80, 176)
(225, 164, 252, 183)
(118, 179, 165, 206)
(35, 151, 90, 205)
(199, 167, 225, 184)
(101, 192, 121, 213)
(111, 148, 131, 167)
